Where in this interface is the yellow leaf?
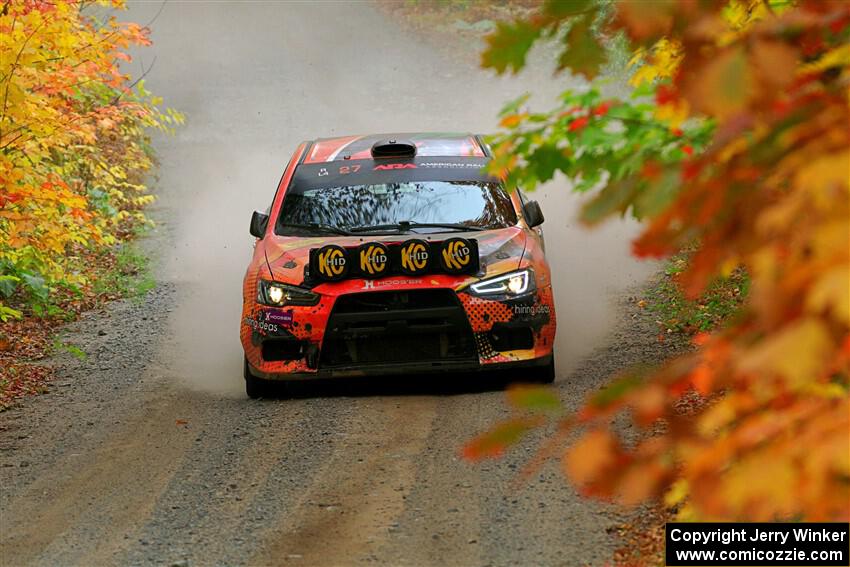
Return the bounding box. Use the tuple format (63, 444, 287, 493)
(795, 151, 850, 200)
(806, 266, 850, 324)
(800, 43, 850, 74)
(738, 319, 832, 388)
(664, 479, 689, 507)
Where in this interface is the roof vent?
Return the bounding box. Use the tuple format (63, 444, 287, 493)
(371, 138, 417, 159)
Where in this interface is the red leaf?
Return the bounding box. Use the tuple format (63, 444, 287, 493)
(655, 84, 678, 105)
(568, 116, 590, 132)
(592, 101, 613, 117)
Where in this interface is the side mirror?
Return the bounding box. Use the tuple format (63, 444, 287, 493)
(523, 200, 544, 228)
(250, 210, 269, 239)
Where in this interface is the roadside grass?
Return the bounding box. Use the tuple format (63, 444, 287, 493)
(92, 242, 157, 303)
(642, 251, 750, 337)
(613, 252, 750, 565)
(52, 337, 87, 361)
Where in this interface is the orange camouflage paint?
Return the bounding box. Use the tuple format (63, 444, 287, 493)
(241, 133, 556, 380)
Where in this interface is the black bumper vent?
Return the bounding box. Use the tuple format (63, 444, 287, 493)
(320, 289, 476, 368)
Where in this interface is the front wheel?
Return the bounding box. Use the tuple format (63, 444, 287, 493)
(244, 357, 277, 399)
(530, 356, 555, 384)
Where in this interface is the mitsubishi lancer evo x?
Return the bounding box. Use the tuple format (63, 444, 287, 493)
(241, 133, 556, 398)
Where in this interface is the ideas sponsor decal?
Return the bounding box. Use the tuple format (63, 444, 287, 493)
(244, 315, 278, 334)
(358, 242, 390, 277)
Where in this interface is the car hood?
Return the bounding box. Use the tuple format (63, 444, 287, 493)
(263, 226, 528, 287)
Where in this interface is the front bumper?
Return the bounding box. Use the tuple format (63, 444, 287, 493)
(247, 353, 553, 381)
(240, 283, 556, 381)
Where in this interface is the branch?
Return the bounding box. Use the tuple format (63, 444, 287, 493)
(108, 56, 156, 106)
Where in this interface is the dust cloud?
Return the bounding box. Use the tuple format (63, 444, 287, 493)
(126, 2, 655, 396)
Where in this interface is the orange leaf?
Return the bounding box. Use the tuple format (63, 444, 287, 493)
(563, 429, 621, 489)
(682, 46, 756, 119)
(499, 113, 527, 128)
(462, 417, 542, 461)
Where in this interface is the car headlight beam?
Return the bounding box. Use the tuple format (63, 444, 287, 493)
(469, 269, 534, 297)
(267, 285, 285, 305)
(257, 280, 319, 307)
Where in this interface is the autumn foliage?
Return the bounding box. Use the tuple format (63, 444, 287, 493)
(0, 0, 180, 321)
(466, 0, 849, 523)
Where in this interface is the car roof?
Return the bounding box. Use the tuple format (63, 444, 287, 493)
(301, 132, 487, 164)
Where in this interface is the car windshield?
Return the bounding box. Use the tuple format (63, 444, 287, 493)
(275, 181, 517, 235)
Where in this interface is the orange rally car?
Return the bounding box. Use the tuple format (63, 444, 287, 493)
(241, 133, 556, 398)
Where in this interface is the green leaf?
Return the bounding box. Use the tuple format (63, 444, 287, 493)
(0, 304, 22, 322)
(528, 144, 567, 184)
(632, 168, 681, 218)
(21, 272, 48, 302)
(581, 177, 641, 223)
(543, 0, 596, 19)
(499, 93, 531, 117)
(557, 15, 607, 79)
(507, 385, 562, 413)
(482, 20, 542, 74)
(0, 275, 20, 298)
(588, 372, 644, 410)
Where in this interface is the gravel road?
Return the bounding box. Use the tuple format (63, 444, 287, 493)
(0, 3, 673, 566)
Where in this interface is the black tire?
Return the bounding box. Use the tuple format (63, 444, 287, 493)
(244, 357, 276, 399)
(531, 356, 556, 384)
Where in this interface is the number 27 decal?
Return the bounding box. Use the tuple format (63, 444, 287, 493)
(339, 165, 361, 174)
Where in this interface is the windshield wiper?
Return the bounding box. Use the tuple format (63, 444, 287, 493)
(277, 222, 352, 236)
(347, 221, 485, 233)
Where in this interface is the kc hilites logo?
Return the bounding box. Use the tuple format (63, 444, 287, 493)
(439, 237, 472, 273)
(358, 242, 389, 277)
(399, 239, 430, 275)
(316, 244, 348, 280)
(311, 238, 477, 281)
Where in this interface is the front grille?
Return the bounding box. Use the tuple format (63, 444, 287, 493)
(320, 289, 476, 367)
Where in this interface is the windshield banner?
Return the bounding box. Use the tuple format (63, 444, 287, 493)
(291, 157, 498, 192)
(309, 238, 479, 282)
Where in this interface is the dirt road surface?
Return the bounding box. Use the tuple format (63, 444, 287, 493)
(1, 4, 669, 566)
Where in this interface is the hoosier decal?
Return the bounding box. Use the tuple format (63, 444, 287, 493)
(264, 309, 294, 327)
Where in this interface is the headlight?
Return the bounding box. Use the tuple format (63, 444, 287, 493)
(469, 269, 535, 296)
(257, 280, 319, 306)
